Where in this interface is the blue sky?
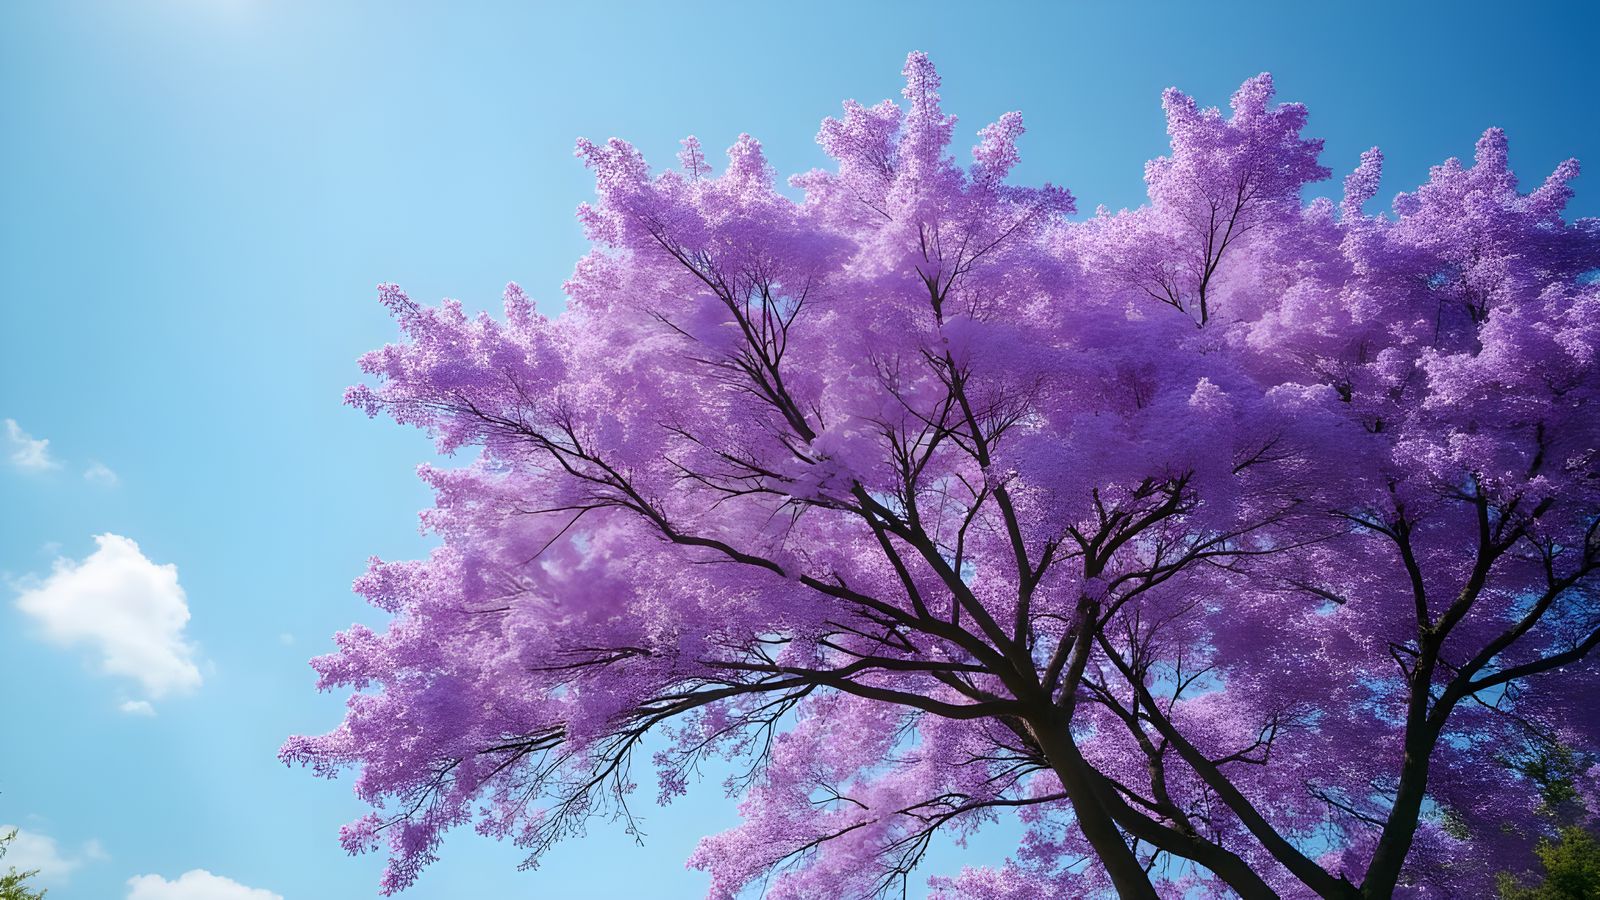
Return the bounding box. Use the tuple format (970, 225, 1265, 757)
(1, 2, 1595, 898)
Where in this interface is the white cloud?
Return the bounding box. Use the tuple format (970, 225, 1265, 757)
(0, 826, 104, 884)
(4, 419, 59, 471)
(84, 462, 120, 486)
(13, 534, 202, 703)
(119, 699, 156, 716)
(126, 870, 282, 900)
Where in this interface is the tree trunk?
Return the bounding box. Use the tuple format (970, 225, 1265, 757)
(1361, 734, 1434, 897)
(1029, 712, 1163, 900)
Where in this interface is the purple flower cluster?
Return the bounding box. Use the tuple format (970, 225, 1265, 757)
(285, 54, 1600, 898)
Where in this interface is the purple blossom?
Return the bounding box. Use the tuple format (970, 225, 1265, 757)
(285, 54, 1600, 899)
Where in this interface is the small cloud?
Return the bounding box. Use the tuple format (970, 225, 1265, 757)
(0, 825, 102, 885)
(13, 534, 202, 704)
(277, 632, 295, 646)
(84, 462, 119, 486)
(4, 419, 59, 472)
(119, 700, 156, 716)
(126, 869, 282, 900)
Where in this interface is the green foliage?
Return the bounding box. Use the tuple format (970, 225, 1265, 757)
(1501, 739, 1593, 821)
(0, 828, 47, 900)
(1440, 805, 1472, 842)
(1498, 828, 1600, 900)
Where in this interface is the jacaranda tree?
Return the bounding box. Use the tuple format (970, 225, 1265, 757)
(284, 54, 1600, 898)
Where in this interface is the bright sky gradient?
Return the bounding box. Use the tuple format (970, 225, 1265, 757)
(2, 2, 1596, 898)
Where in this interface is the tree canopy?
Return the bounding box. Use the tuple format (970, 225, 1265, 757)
(1, 829, 47, 900)
(284, 54, 1600, 898)
(1498, 828, 1600, 900)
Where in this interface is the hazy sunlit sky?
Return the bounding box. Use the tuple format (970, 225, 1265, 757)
(2, 2, 1596, 898)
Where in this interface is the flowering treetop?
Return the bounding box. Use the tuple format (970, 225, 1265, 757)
(285, 53, 1600, 899)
